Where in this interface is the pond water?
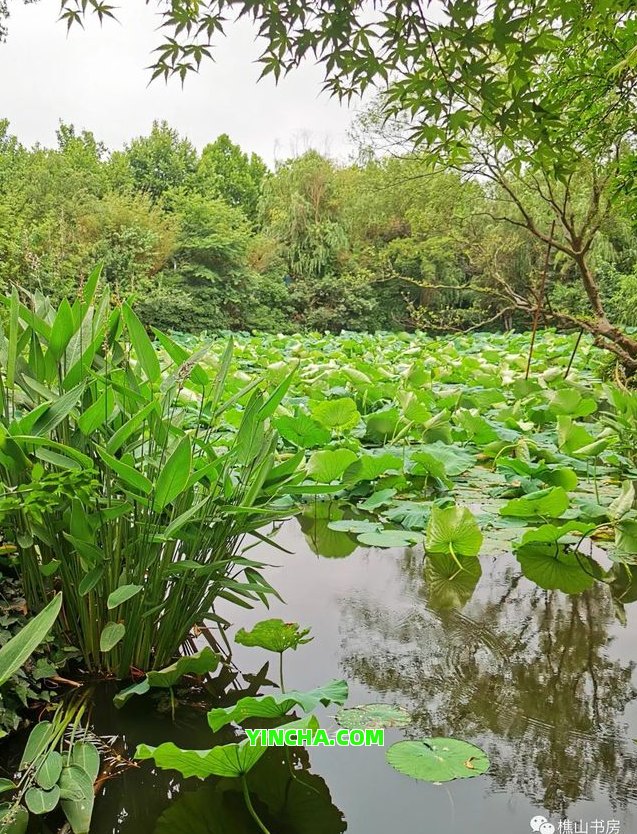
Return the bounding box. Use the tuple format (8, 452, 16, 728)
(74, 507, 637, 834)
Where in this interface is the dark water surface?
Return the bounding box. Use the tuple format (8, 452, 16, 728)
(85, 511, 637, 834)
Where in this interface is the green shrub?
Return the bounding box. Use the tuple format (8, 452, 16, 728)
(0, 269, 303, 676)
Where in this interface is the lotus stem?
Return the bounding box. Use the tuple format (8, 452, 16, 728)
(241, 775, 272, 834)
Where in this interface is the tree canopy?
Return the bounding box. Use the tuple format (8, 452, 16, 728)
(6, 1, 632, 167)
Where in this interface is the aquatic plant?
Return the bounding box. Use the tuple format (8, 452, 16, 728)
(0, 274, 305, 675)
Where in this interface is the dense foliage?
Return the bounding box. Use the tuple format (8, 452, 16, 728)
(2, 120, 637, 341)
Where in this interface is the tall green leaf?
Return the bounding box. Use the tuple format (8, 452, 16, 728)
(0, 594, 62, 686)
(122, 303, 160, 383)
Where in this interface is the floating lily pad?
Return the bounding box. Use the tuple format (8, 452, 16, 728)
(335, 703, 411, 730)
(386, 738, 490, 782)
(357, 529, 422, 549)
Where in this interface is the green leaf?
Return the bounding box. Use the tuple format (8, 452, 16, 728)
(35, 750, 63, 790)
(310, 397, 360, 431)
(235, 619, 312, 653)
(344, 453, 403, 484)
(609, 481, 637, 521)
(357, 529, 422, 548)
(335, 703, 411, 730)
(501, 486, 569, 519)
(78, 566, 104, 596)
(113, 678, 151, 709)
(19, 722, 53, 769)
(61, 795, 95, 834)
(107, 584, 143, 610)
(359, 489, 396, 510)
(516, 543, 602, 593)
(25, 785, 61, 815)
(519, 521, 596, 545)
(99, 622, 126, 652)
(0, 594, 62, 686)
(58, 765, 94, 802)
(386, 738, 490, 782)
(97, 447, 152, 495)
(135, 738, 267, 779)
(364, 407, 400, 443)
(425, 506, 483, 557)
(0, 781, 16, 796)
(154, 435, 192, 510)
(147, 647, 220, 688)
(207, 680, 348, 732)
(30, 383, 85, 436)
(48, 298, 75, 362)
(69, 743, 100, 783)
(409, 450, 451, 486)
(77, 389, 114, 435)
(615, 519, 637, 555)
(122, 302, 161, 382)
(0, 803, 28, 834)
(413, 443, 475, 476)
(274, 414, 330, 448)
(306, 449, 358, 482)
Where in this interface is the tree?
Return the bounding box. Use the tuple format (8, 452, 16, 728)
(31, 3, 633, 156)
(135, 192, 259, 332)
(22, 0, 636, 365)
(196, 134, 267, 222)
(121, 121, 198, 201)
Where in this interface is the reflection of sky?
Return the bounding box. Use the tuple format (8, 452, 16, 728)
(219, 517, 637, 834)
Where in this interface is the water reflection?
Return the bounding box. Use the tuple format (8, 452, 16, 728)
(153, 748, 346, 834)
(338, 548, 637, 816)
(298, 502, 358, 559)
(88, 686, 346, 834)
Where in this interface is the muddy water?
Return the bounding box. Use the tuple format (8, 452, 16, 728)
(86, 509, 637, 834)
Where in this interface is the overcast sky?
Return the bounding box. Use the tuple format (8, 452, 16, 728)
(0, 2, 361, 164)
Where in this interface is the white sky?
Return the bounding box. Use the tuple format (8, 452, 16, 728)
(0, 2, 361, 164)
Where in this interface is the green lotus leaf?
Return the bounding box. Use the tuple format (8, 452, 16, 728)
(516, 543, 603, 593)
(207, 679, 348, 732)
(425, 505, 483, 557)
(386, 738, 490, 782)
(235, 619, 312, 653)
(335, 703, 411, 730)
(310, 398, 360, 431)
(500, 486, 569, 519)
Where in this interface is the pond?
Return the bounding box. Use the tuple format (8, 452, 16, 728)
(78, 505, 637, 834)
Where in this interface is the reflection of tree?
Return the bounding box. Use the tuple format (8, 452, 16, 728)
(338, 549, 637, 817)
(88, 685, 346, 834)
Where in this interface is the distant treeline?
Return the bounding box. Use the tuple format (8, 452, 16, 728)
(1, 119, 636, 334)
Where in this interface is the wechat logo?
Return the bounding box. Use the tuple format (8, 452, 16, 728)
(530, 816, 555, 834)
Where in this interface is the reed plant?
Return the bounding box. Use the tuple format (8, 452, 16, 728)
(0, 268, 303, 676)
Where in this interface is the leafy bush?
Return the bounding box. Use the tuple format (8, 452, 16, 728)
(0, 271, 304, 676)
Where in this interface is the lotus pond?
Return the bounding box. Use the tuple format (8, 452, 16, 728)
(3, 323, 637, 834)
